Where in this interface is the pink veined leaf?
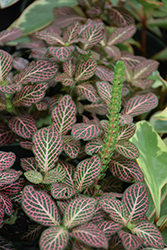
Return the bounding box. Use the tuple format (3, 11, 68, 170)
(14, 60, 58, 84)
(52, 95, 76, 135)
(21, 224, 43, 241)
(0, 169, 22, 186)
(96, 81, 112, 106)
(122, 85, 130, 97)
(132, 222, 164, 249)
(55, 72, 74, 86)
(118, 230, 143, 250)
(13, 82, 48, 107)
(90, 204, 106, 223)
(71, 222, 108, 249)
(36, 101, 48, 111)
(32, 126, 63, 173)
(58, 160, 75, 188)
(0, 50, 13, 81)
(51, 183, 77, 199)
(72, 241, 92, 250)
(63, 58, 75, 77)
(76, 46, 90, 55)
(122, 183, 148, 222)
(72, 123, 101, 141)
(40, 226, 69, 250)
(120, 114, 133, 125)
(0, 206, 5, 228)
(0, 28, 22, 45)
(63, 22, 80, 44)
(104, 45, 121, 59)
(108, 25, 136, 46)
(74, 155, 101, 192)
(19, 140, 33, 150)
(42, 163, 67, 184)
(24, 170, 43, 184)
(35, 30, 65, 45)
(86, 6, 101, 17)
(115, 141, 139, 159)
(0, 193, 12, 215)
(48, 94, 62, 112)
(0, 151, 16, 171)
(0, 178, 25, 196)
(132, 79, 154, 90)
(110, 234, 124, 250)
(0, 84, 22, 94)
(8, 115, 37, 139)
(133, 60, 159, 80)
(0, 97, 6, 111)
(85, 137, 103, 155)
(63, 136, 81, 159)
(0, 236, 16, 249)
(0, 123, 16, 147)
(75, 59, 97, 81)
(84, 102, 108, 115)
(95, 65, 114, 82)
(63, 197, 97, 229)
(76, 84, 101, 103)
(81, 22, 104, 48)
(109, 7, 134, 27)
(48, 46, 75, 62)
(122, 93, 158, 117)
(117, 124, 136, 142)
(100, 176, 123, 193)
(22, 185, 61, 226)
(99, 197, 127, 225)
(100, 119, 109, 134)
(98, 220, 123, 240)
(109, 157, 143, 182)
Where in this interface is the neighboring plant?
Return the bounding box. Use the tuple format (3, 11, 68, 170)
(0, 0, 165, 249)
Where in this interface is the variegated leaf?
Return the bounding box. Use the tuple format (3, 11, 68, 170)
(116, 141, 139, 159)
(0, 151, 15, 171)
(98, 220, 123, 240)
(63, 197, 97, 228)
(72, 123, 101, 141)
(40, 226, 69, 250)
(122, 183, 148, 222)
(133, 60, 159, 80)
(84, 102, 108, 115)
(43, 163, 66, 184)
(0, 28, 22, 45)
(52, 95, 76, 135)
(75, 59, 97, 81)
(0, 84, 22, 94)
(74, 155, 101, 192)
(14, 60, 58, 84)
(13, 82, 48, 106)
(108, 7, 134, 27)
(22, 185, 61, 226)
(99, 197, 127, 225)
(95, 65, 114, 82)
(63, 58, 75, 77)
(0, 50, 13, 81)
(117, 124, 136, 142)
(8, 115, 37, 139)
(63, 136, 80, 159)
(0, 169, 21, 186)
(132, 222, 164, 249)
(71, 222, 108, 249)
(24, 170, 43, 184)
(118, 230, 143, 250)
(63, 22, 80, 44)
(48, 46, 75, 62)
(51, 183, 77, 199)
(32, 126, 63, 173)
(109, 157, 143, 182)
(76, 84, 101, 103)
(0, 123, 16, 146)
(122, 93, 158, 117)
(108, 25, 136, 46)
(85, 138, 103, 155)
(96, 81, 112, 106)
(81, 22, 104, 48)
(35, 31, 65, 45)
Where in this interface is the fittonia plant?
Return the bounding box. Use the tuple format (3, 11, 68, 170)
(0, 0, 165, 249)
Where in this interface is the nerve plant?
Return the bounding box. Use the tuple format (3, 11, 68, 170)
(0, 0, 165, 249)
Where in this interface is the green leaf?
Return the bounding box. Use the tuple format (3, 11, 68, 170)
(152, 47, 167, 60)
(24, 170, 43, 184)
(10, 0, 78, 35)
(162, 0, 167, 15)
(0, 0, 19, 8)
(130, 121, 167, 219)
(150, 111, 167, 133)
